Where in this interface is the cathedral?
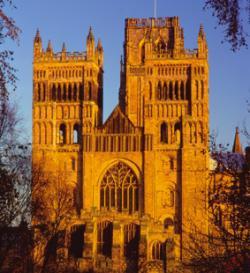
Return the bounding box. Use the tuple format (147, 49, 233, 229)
(32, 17, 209, 273)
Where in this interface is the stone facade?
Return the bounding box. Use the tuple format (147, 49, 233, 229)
(32, 17, 210, 272)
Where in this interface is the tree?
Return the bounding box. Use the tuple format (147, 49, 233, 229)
(183, 139, 250, 273)
(204, 0, 250, 51)
(32, 162, 79, 273)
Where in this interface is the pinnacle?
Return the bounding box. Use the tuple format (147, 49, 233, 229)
(87, 26, 95, 41)
(34, 28, 41, 43)
(47, 40, 53, 52)
(232, 127, 243, 154)
(62, 42, 66, 52)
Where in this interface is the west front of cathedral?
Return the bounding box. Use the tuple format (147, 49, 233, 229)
(32, 17, 209, 273)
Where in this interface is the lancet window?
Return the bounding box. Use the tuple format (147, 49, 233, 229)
(124, 223, 140, 258)
(59, 124, 66, 144)
(100, 162, 139, 214)
(152, 241, 166, 261)
(73, 124, 80, 144)
(97, 221, 113, 257)
(160, 122, 168, 143)
(69, 225, 85, 258)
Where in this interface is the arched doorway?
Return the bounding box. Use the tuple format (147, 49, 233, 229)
(124, 223, 140, 272)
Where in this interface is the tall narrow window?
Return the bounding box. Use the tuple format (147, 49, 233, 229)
(149, 81, 152, 100)
(71, 158, 76, 171)
(124, 224, 140, 260)
(180, 81, 185, 100)
(160, 122, 168, 143)
(175, 81, 178, 100)
(201, 80, 204, 99)
(69, 225, 85, 258)
(37, 83, 41, 101)
(73, 83, 77, 101)
(88, 82, 92, 100)
(63, 84, 67, 101)
(157, 81, 162, 100)
(152, 241, 166, 261)
(196, 80, 199, 100)
(141, 43, 145, 63)
(59, 124, 66, 144)
(163, 82, 168, 100)
(68, 84, 72, 101)
(58, 85, 62, 101)
(73, 124, 80, 144)
(97, 221, 113, 257)
(169, 81, 173, 100)
(52, 84, 56, 101)
(174, 122, 181, 144)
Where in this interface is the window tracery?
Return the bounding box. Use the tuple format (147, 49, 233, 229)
(100, 162, 139, 214)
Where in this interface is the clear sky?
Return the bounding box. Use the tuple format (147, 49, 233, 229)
(6, 0, 250, 148)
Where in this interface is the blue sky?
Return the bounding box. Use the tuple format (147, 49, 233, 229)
(5, 0, 250, 147)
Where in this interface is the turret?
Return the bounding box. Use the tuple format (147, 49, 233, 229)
(46, 40, 53, 57)
(87, 26, 95, 60)
(197, 24, 208, 58)
(61, 42, 66, 60)
(232, 127, 243, 154)
(33, 29, 42, 58)
(96, 38, 103, 66)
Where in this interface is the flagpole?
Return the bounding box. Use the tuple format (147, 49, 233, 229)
(154, 0, 157, 18)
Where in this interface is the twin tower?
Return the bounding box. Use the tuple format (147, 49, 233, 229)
(32, 17, 209, 273)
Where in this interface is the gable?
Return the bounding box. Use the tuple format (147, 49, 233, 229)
(101, 105, 136, 134)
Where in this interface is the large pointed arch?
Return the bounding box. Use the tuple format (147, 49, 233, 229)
(99, 160, 140, 214)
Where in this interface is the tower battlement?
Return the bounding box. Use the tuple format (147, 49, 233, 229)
(125, 17, 180, 28)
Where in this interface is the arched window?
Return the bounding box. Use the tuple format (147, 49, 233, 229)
(180, 81, 185, 100)
(68, 84, 72, 101)
(43, 83, 46, 101)
(124, 223, 140, 259)
(100, 162, 139, 214)
(201, 80, 204, 99)
(164, 218, 174, 229)
(169, 81, 173, 100)
(163, 82, 168, 100)
(152, 241, 166, 261)
(58, 85, 62, 101)
(160, 122, 168, 143)
(52, 84, 56, 101)
(97, 221, 113, 257)
(59, 124, 66, 144)
(174, 122, 181, 144)
(73, 83, 77, 101)
(69, 225, 85, 258)
(73, 124, 80, 144)
(63, 84, 67, 101)
(71, 158, 76, 171)
(141, 43, 145, 63)
(88, 82, 92, 100)
(196, 80, 199, 100)
(157, 81, 162, 100)
(156, 39, 166, 53)
(186, 80, 191, 101)
(37, 83, 41, 101)
(149, 81, 152, 100)
(170, 158, 174, 170)
(79, 84, 84, 100)
(175, 81, 178, 100)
